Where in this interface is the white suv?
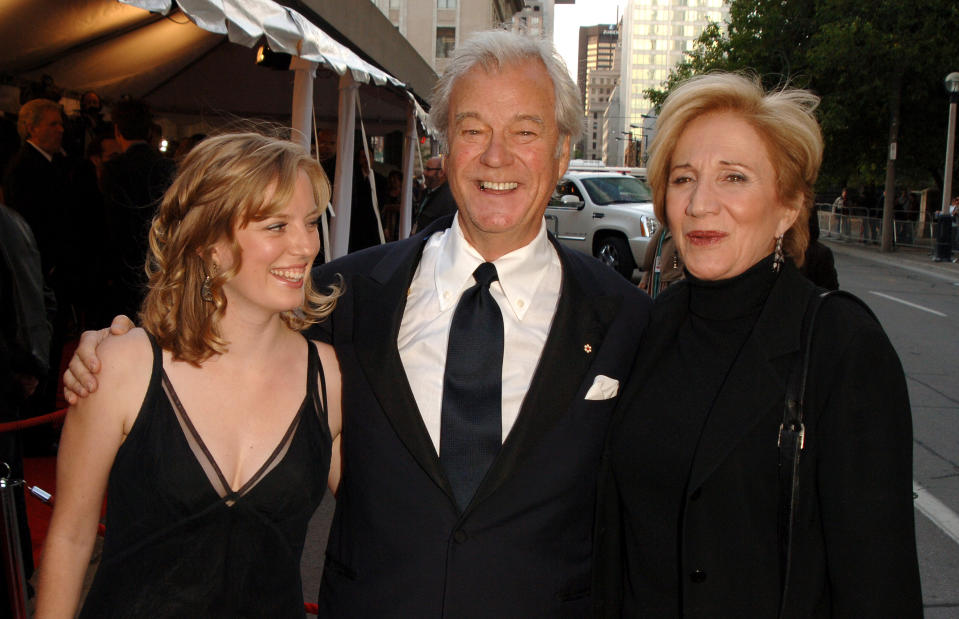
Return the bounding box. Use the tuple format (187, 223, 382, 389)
(545, 171, 658, 279)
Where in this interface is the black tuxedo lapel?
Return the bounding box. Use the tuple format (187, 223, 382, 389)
(350, 236, 455, 501)
(469, 243, 621, 510)
(686, 266, 811, 493)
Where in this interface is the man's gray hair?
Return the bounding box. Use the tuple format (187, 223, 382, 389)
(429, 30, 584, 150)
(17, 98, 61, 140)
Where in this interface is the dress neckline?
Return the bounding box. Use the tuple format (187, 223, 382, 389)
(158, 338, 316, 504)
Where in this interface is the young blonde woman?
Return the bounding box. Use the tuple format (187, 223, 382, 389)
(35, 133, 342, 618)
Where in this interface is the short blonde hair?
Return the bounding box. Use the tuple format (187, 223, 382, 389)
(141, 132, 339, 365)
(647, 72, 823, 266)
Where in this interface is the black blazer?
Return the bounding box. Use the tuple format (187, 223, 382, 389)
(310, 216, 651, 618)
(414, 182, 457, 232)
(2, 143, 68, 278)
(595, 263, 921, 618)
(100, 143, 175, 317)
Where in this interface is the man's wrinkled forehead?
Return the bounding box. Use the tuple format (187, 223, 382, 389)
(448, 60, 557, 121)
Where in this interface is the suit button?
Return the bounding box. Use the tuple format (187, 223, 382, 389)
(453, 530, 468, 543)
(690, 569, 707, 583)
(689, 487, 702, 501)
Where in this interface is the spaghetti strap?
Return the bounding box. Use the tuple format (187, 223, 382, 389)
(144, 331, 163, 384)
(306, 338, 329, 427)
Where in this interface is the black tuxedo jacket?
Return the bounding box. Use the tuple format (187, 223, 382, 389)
(100, 143, 175, 317)
(414, 182, 457, 232)
(2, 143, 68, 277)
(309, 216, 651, 618)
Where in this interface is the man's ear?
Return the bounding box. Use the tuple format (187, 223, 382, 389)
(555, 135, 571, 178)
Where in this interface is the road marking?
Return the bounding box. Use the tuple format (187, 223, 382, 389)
(868, 291, 947, 317)
(914, 481, 959, 547)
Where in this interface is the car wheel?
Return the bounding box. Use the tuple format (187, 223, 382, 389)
(596, 235, 635, 279)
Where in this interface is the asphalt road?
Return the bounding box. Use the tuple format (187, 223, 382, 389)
(298, 243, 959, 614)
(828, 243, 959, 616)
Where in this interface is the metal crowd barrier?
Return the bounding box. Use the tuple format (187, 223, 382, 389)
(816, 205, 939, 249)
(1, 462, 28, 619)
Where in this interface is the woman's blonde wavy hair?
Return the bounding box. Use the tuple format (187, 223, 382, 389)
(140, 132, 339, 365)
(647, 72, 823, 267)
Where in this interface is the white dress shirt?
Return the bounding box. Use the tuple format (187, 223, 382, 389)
(397, 215, 562, 454)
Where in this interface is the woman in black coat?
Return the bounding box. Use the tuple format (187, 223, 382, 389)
(595, 73, 921, 618)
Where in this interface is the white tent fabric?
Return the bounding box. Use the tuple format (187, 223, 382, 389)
(122, 0, 426, 257)
(0, 0, 432, 257)
(121, 0, 406, 89)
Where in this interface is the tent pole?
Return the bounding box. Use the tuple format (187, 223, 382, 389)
(331, 73, 358, 259)
(290, 57, 317, 152)
(399, 104, 417, 240)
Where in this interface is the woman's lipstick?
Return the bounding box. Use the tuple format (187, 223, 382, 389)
(685, 230, 727, 246)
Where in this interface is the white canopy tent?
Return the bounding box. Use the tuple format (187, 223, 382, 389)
(0, 0, 433, 257)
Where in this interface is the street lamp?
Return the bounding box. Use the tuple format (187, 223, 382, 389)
(629, 123, 642, 165)
(934, 72, 959, 262)
(621, 131, 634, 166)
(941, 72, 959, 215)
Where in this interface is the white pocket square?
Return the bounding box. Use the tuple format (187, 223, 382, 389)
(585, 375, 619, 400)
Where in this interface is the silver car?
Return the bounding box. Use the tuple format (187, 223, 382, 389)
(545, 171, 658, 279)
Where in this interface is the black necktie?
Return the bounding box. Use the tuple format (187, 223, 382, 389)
(440, 262, 504, 512)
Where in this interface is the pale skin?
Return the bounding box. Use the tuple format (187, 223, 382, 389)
(665, 111, 800, 281)
(37, 170, 343, 618)
(444, 59, 571, 262)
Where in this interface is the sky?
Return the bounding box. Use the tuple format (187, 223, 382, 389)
(553, 0, 629, 79)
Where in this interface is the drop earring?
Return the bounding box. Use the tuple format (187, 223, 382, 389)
(772, 235, 784, 272)
(201, 263, 218, 302)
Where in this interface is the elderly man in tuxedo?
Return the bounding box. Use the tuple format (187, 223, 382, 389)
(63, 30, 651, 618)
(310, 31, 650, 617)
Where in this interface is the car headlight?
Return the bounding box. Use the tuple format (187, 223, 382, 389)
(640, 215, 658, 237)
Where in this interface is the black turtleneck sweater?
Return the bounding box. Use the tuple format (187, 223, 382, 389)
(610, 254, 779, 615)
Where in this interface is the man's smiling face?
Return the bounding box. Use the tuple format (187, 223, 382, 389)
(445, 59, 570, 260)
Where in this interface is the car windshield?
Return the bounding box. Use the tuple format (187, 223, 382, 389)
(579, 176, 652, 205)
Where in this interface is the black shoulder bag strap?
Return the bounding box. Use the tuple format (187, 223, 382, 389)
(777, 289, 878, 618)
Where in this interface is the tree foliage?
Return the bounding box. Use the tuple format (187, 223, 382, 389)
(646, 0, 959, 194)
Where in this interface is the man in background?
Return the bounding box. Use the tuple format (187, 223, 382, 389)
(412, 154, 456, 233)
(100, 98, 175, 319)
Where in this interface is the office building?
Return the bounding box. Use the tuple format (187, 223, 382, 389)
(618, 0, 727, 160)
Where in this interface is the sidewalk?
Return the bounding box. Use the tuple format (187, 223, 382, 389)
(822, 238, 959, 283)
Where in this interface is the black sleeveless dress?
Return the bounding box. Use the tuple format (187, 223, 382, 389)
(80, 334, 331, 618)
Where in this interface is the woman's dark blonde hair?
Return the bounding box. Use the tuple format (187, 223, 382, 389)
(647, 72, 823, 266)
(140, 132, 339, 364)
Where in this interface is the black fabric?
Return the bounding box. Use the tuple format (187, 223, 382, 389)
(309, 217, 653, 618)
(2, 144, 68, 279)
(79, 334, 330, 618)
(612, 255, 776, 616)
(440, 262, 503, 512)
(414, 182, 456, 233)
(595, 260, 922, 618)
(100, 143, 176, 319)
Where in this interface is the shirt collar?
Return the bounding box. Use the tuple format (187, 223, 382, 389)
(27, 140, 55, 162)
(434, 214, 555, 321)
